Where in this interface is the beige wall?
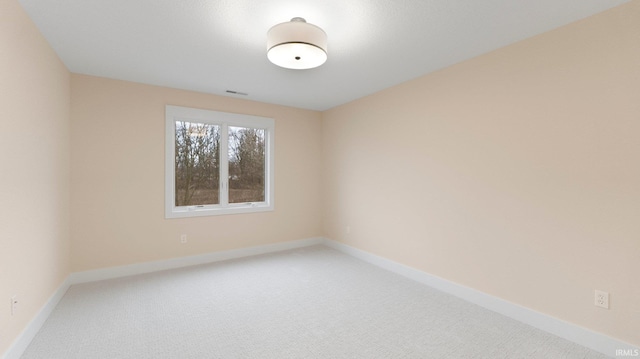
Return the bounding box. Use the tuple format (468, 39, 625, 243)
(0, 0, 71, 355)
(3, 0, 637, 355)
(322, 1, 640, 346)
(70, 75, 323, 271)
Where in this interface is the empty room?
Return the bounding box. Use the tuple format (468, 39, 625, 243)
(1, 0, 639, 358)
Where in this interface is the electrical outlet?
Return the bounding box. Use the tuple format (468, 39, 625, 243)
(180, 234, 187, 244)
(595, 290, 609, 309)
(10, 295, 18, 316)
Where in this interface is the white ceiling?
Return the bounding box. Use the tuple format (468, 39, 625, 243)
(18, 0, 628, 111)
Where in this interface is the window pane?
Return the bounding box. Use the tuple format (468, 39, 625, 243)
(174, 121, 220, 206)
(228, 126, 265, 203)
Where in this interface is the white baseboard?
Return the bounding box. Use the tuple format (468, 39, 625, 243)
(69, 237, 324, 284)
(6, 236, 636, 359)
(322, 237, 638, 358)
(3, 278, 72, 359)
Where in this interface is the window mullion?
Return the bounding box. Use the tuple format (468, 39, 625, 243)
(219, 123, 229, 207)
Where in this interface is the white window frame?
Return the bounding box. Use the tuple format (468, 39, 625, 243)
(165, 105, 274, 218)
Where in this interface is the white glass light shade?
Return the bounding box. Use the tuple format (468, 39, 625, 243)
(267, 18, 327, 70)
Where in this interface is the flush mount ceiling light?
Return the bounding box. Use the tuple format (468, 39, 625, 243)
(267, 17, 327, 70)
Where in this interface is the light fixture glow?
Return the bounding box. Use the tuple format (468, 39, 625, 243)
(267, 17, 327, 70)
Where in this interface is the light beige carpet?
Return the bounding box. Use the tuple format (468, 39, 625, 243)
(21, 245, 607, 358)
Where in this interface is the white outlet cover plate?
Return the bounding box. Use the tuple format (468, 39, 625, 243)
(594, 290, 609, 309)
(11, 295, 18, 315)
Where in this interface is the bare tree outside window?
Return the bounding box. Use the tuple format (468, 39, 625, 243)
(228, 126, 265, 203)
(174, 121, 220, 206)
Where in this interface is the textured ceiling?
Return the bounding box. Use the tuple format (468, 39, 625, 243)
(18, 0, 629, 111)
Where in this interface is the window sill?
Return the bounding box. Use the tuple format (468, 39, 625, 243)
(165, 203, 274, 219)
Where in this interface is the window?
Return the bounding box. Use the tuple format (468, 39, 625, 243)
(165, 105, 274, 218)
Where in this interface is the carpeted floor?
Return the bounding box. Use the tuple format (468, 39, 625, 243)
(21, 245, 607, 358)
